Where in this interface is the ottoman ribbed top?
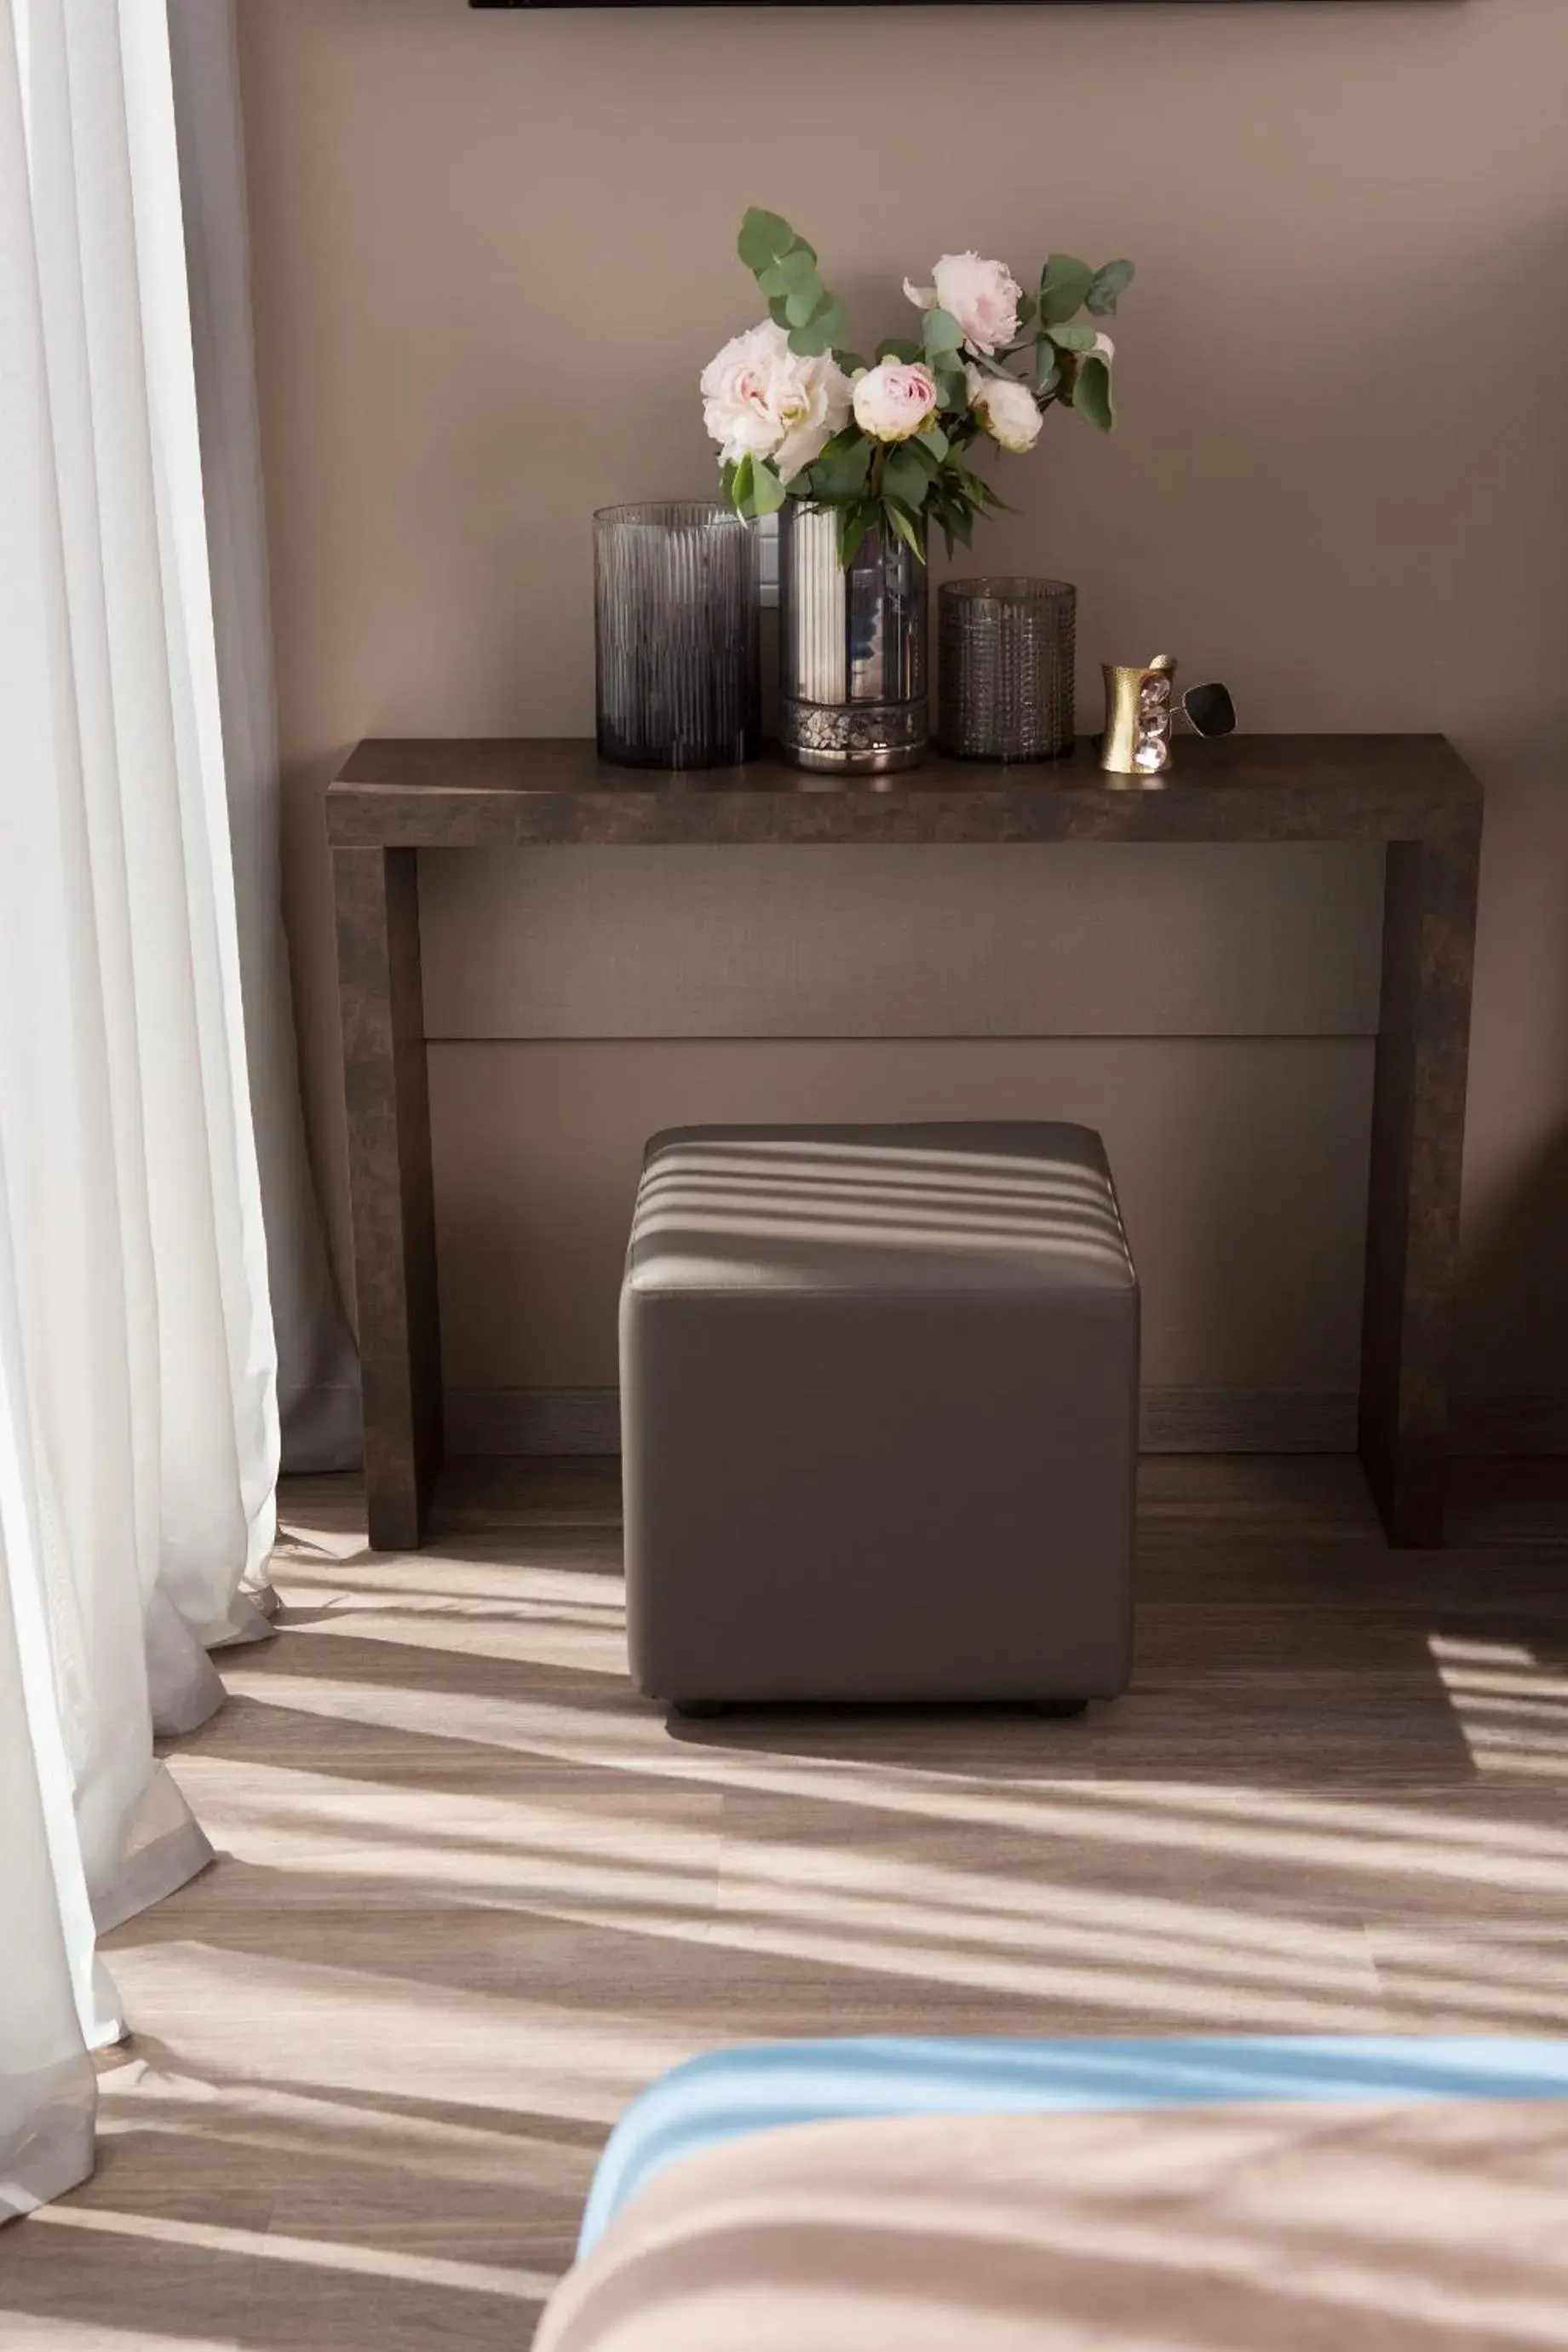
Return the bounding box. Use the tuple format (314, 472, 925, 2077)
(625, 1123, 1136, 1298)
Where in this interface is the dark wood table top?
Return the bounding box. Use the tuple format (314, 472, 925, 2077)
(329, 735, 1483, 851)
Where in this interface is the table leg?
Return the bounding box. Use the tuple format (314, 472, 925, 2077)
(333, 844, 443, 1550)
(1359, 820, 1482, 1548)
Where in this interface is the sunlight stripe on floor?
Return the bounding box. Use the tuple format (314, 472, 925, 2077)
(28, 2205, 559, 2302)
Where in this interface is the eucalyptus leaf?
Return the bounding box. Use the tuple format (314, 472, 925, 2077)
(921, 307, 965, 357)
(1047, 324, 1098, 353)
(812, 291, 847, 341)
(876, 336, 923, 365)
(784, 278, 824, 328)
(738, 208, 796, 273)
(750, 458, 787, 515)
(814, 438, 871, 500)
(759, 247, 819, 301)
(1085, 258, 1135, 318)
(1035, 345, 1062, 396)
(731, 453, 754, 513)
(834, 350, 869, 378)
(1071, 352, 1117, 433)
(788, 299, 844, 357)
(922, 421, 951, 464)
(1038, 254, 1094, 325)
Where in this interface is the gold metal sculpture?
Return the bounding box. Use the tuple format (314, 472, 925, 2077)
(1100, 654, 1178, 779)
(1100, 659, 1236, 780)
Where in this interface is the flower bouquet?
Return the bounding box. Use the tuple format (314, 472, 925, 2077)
(701, 209, 1133, 568)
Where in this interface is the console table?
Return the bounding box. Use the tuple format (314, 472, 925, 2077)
(327, 735, 1483, 1553)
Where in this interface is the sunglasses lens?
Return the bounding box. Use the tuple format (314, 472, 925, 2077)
(1182, 683, 1237, 738)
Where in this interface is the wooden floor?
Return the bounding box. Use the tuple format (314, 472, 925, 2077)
(5, 1456, 1567, 2349)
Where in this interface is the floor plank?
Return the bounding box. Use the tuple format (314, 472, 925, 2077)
(3, 1456, 1565, 2347)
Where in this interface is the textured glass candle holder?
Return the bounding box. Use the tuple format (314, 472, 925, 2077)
(594, 502, 760, 770)
(938, 578, 1077, 763)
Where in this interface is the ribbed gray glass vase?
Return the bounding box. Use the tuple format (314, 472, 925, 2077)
(938, 578, 1077, 762)
(594, 502, 759, 770)
(778, 503, 928, 773)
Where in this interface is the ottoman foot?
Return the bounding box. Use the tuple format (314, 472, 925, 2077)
(671, 1700, 731, 1721)
(1031, 1699, 1088, 1719)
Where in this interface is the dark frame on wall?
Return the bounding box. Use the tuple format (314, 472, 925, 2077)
(471, 2, 1445, 8)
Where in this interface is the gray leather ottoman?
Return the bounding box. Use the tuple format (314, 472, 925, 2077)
(619, 1123, 1139, 1711)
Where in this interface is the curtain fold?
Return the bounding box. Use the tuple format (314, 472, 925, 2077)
(169, 0, 361, 1476)
(0, 0, 282, 2216)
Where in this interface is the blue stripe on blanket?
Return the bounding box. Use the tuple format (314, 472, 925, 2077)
(579, 2034, 1568, 2253)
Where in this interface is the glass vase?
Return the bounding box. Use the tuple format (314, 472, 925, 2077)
(778, 502, 928, 773)
(937, 578, 1077, 763)
(594, 502, 760, 770)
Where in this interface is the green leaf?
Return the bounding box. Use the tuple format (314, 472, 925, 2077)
(921, 421, 950, 465)
(1015, 294, 1037, 331)
(921, 306, 965, 357)
(1038, 253, 1094, 326)
(876, 336, 923, 365)
(767, 293, 792, 331)
(784, 277, 824, 328)
(882, 443, 929, 514)
(834, 349, 869, 378)
(883, 499, 927, 561)
(730, 453, 754, 513)
(935, 361, 969, 411)
(788, 295, 847, 358)
(758, 246, 818, 302)
(1071, 353, 1117, 433)
(813, 436, 872, 500)
(1034, 343, 1062, 396)
(750, 457, 787, 515)
(837, 506, 871, 571)
(1086, 259, 1135, 318)
(738, 209, 797, 273)
(1047, 324, 1098, 353)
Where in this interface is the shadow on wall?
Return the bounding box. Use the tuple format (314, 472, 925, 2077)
(1462, 1127, 1568, 1437)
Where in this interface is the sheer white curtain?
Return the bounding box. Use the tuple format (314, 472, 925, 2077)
(169, 0, 360, 1475)
(0, 0, 279, 2215)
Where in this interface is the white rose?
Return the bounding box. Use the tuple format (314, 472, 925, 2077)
(964, 364, 1042, 455)
(852, 359, 939, 444)
(905, 252, 1022, 357)
(700, 320, 853, 483)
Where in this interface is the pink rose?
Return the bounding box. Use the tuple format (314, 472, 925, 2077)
(700, 320, 853, 483)
(905, 252, 1023, 358)
(963, 365, 1043, 454)
(852, 360, 939, 443)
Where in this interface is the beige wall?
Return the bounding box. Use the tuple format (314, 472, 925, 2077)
(238, 0, 1568, 1416)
